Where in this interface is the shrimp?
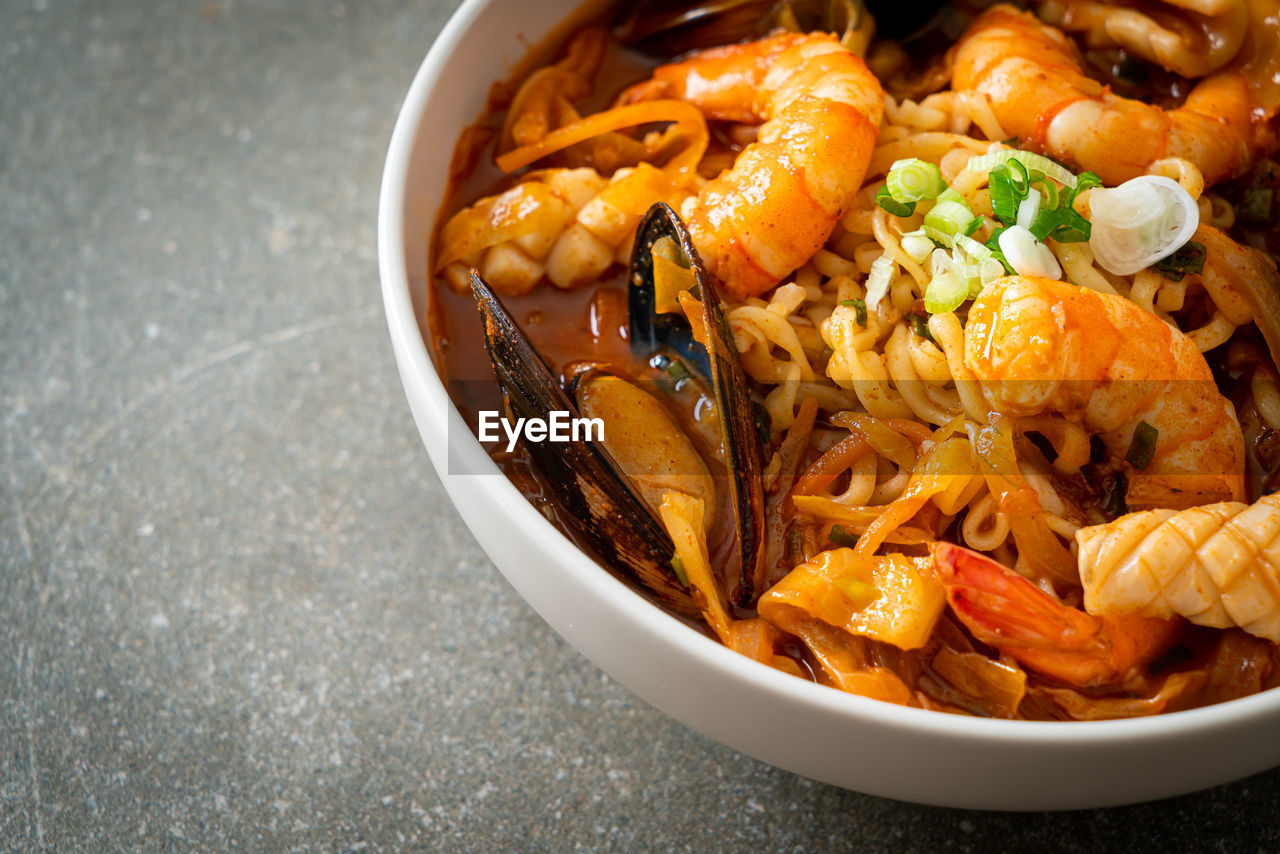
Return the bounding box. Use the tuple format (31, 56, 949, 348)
(436, 33, 882, 299)
(621, 32, 884, 300)
(933, 542, 1181, 688)
(963, 275, 1246, 509)
(1038, 0, 1249, 79)
(1076, 492, 1280, 642)
(951, 4, 1273, 185)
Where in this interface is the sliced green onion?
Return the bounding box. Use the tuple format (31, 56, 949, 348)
(829, 524, 859, 548)
(937, 186, 967, 207)
(976, 257, 1007, 294)
(988, 165, 1022, 223)
(834, 577, 881, 610)
(887, 158, 946, 203)
(906, 312, 935, 341)
(1151, 240, 1206, 281)
(840, 298, 868, 327)
(924, 199, 978, 238)
(923, 224, 955, 248)
(1104, 472, 1129, 518)
(1016, 188, 1042, 230)
(968, 149, 1078, 188)
(998, 224, 1062, 279)
(1008, 159, 1033, 194)
(924, 270, 968, 314)
(1125, 421, 1159, 470)
(1072, 171, 1103, 199)
(876, 185, 916, 217)
(900, 230, 935, 263)
(954, 232, 993, 262)
(985, 227, 1016, 273)
(865, 254, 895, 308)
(670, 555, 689, 586)
(1037, 208, 1092, 243)
(1031, 177, 1061, 210)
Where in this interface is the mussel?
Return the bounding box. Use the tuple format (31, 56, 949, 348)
(470, 203, 766, 612)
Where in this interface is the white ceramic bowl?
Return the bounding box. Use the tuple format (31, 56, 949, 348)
(377, 0, 1280, 809)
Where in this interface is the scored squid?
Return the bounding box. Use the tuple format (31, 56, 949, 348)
(1077, 492, 1280, 643)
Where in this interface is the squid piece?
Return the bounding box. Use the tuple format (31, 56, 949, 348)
(1077, 492, 1280, 642)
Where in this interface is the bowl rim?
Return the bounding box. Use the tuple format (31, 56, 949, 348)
(377, 0, 1280, 747)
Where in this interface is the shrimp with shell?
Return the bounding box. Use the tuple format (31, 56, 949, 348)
(963, 275, 1246, 509)
(951, 4, 1278, 185)
(1037, 0, 1250, 79)
(933, 542, 1182, 689)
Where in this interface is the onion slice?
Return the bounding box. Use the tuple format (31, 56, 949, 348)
(1087, 176, 1200, 276)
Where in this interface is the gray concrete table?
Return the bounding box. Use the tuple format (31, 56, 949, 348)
(2, 1, 1278, 850)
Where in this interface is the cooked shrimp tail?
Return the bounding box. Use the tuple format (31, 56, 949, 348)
(933, 542, 1182, 688)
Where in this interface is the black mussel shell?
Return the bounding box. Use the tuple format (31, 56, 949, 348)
(627, 203, 766, 607)
(470, 270, 697, 616)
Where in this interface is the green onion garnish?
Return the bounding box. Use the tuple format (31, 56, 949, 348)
(829, 524, 859, 548)
(988, 165, 1021, 223)
(876, 185, 916, 217)
(985, 228, 1016, 274)
(906, 312, 935, 341)
(865, 254, 895, 308)
(887, 158, 946, 204)
(954, 232, 993, 262)
(1125, 421, 1159, 470)
(989, 160, 1095, 243)
(670, 555, 688, 586)
(1151, 240, 1207, 281)
(924, 199, 979, 239)
(968, 149, 1078, 188)
(840, 298, 868, 327)
(924, 271, 968, 315)
(1031, 177, 1061, 210)
(923, 224, 956, 248)
(1104, 472, 1129, 518)
(936, 186, 967, 207)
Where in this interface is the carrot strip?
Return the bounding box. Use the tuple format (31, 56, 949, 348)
(495, 100, 709, 177)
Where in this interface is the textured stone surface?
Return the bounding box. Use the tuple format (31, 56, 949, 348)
(2, 0, 1278, 850)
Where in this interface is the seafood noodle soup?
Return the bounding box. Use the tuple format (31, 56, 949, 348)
(429, 0, 1280, 720)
